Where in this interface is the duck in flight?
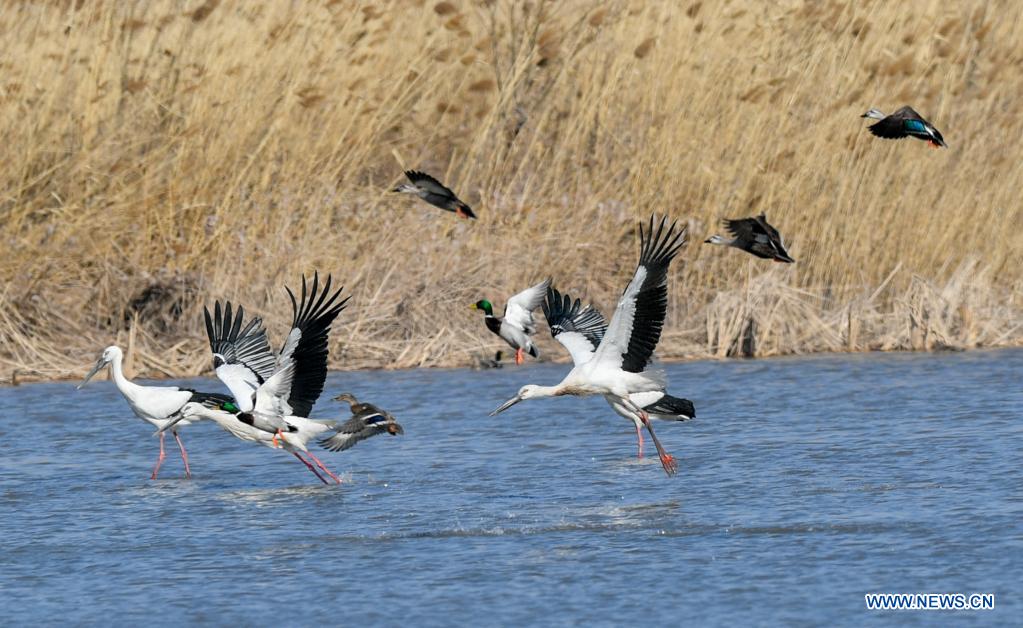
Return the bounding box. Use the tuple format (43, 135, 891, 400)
(472, 278, 552, 365)
(861, 106, 947, 148)
(76, 345, 232, 479)
(319, 393, 405, 452)
(543, 285, 695, 459)
(393, 170, 476, 219)
(490, 216, 688, 476)
(704, 213, 795, 263)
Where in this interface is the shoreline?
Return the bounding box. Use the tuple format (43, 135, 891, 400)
(9, 342, 1021, 387)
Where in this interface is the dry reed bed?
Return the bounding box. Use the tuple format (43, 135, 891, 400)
(2, 0, 1022, 382)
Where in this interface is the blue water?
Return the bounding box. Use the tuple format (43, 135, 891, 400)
(2, 349, 1020, 625)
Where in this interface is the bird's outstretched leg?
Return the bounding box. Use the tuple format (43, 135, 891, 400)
(635, 422, 645, 458)
(640, 412, 678, 477)
(292, 452, 329, 485)
(172, 430, 192, 479)
(305, 452, 342, 484)
(515, 348, 524, 365)
(151, 432, 167, 480)
(272, 429, 284, 447)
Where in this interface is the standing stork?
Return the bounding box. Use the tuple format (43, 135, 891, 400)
(161, 272, 350, 483)
(472, 278, 552, 364)
(490, 216, 688, 476)
(77, 345, 233, 479)
(542, 286, 695, 459)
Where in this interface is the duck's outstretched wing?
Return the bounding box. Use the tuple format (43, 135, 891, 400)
(593, 216, 687, 373)
(204, 302, 277, 411)
(724, 216, 763, 243)
(405, 170, 455, 198)
(503, 278, 551, 333)
(318, 410, 404, 452)
(752, 214, 796, 263)
(542, 286, 607, 366)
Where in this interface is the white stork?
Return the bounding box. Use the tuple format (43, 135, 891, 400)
(160, 272, 350, 483)
(490, 216, 688, 476)
(76, 345, 233, 479)
(542, 285, 695, 460)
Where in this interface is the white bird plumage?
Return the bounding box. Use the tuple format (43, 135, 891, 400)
(542, 286, 695, 459)
(161, 272, 351, 483)
(490, 216, 688, 476)
(473, 278, 552, 365)
(76, 345, 232, 479)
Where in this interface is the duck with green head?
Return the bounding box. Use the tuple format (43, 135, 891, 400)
(472, 278, 551, 364)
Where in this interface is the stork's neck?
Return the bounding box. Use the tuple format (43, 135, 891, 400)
(534, 384, 570, 398)
(108, 350, 143, 400)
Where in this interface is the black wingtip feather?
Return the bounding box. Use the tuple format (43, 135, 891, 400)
(280, 272, 350, 418)
(620, 215, 687, 373)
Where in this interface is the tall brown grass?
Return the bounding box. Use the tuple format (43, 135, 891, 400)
(2, 0, 1022, 382)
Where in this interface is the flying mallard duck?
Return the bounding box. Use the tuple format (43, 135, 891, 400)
(472, 278, 552, 365)
(704, 213, 795, 263)
(393, 170, 476, 219)
(861, 106, 947, 148)
(319, 393, 404, 452)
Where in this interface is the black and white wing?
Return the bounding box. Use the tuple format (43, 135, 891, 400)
(592, 216, 687, 373)
(503, 278, 552, 334)
(204, 302, 277, 411)
(273, 272, 350, 418)
(542, 286, 607, 366)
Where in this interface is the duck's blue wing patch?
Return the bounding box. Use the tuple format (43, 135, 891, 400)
(904, 119, 927, 133)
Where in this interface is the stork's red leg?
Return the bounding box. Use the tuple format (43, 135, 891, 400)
(305, 452, 342, 484)
(640, 412, 678, 476)
(292, 452, 329, 485)
(173, 431, 192, 479)
(635, 422, 645, 458)
(515, 348, 524, 365)
(151, 432, 167, 480)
